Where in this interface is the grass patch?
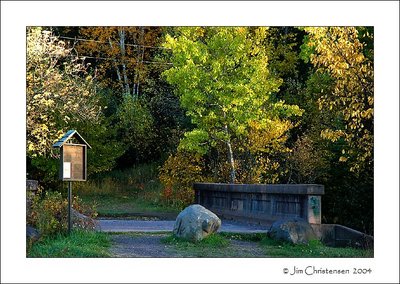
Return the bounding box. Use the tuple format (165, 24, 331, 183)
(219, 232, 265, 242)
(160, 233, 373, 258)
(259, 238, 374, 258)
(27, 230, 111, 258)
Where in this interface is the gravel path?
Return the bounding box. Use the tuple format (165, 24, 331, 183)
(101, 219, 269, 257)
(109, 233, 267, 258)
(110, 233, 181, 257)
(98, 219, 269, 233)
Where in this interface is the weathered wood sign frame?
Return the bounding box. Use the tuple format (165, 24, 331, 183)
(60, 143, 87, 181)
(53, 130, 91, 181)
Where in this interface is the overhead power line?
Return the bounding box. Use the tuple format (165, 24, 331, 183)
(73, 55, 172, 65)
(58, 36, 171, 50)
(58, 35, 173, 65)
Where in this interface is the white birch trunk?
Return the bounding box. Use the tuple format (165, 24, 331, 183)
(135, 27, 145, 97)
(118, 28, 130, 96)
(108, 38, 124, 92)
(224, 124, 236, 184)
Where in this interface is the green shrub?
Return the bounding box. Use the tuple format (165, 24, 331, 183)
(28, 191, 67, 237)
(27, 190, 97, 237)
(159, 151, 207, 209)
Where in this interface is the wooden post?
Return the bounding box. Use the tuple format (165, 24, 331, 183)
(68, 181, 72, 234)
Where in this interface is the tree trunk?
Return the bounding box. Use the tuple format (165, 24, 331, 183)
(133, 27, 145, 98)
(108, 38, 124, 92)
(118, 28, 130, 96)
(224, 124, 236, 184)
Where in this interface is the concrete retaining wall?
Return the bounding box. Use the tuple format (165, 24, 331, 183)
(311, 224, 374, 249)
(194, 183, 324, 225)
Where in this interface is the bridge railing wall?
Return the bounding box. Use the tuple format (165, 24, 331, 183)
(194, 183, 324, 225)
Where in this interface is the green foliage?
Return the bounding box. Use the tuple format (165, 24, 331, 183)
(178, 129, 209, 155)
(163, 27, 282, 143)
(28, 191, 67, 237)
(263, 27, 301, 78)
(118, 96, 154, 143)
(27, 156, 60, 190)
(27, 190, 97, 237)
(116, 95, 157, 164)
(299, 35, 315, 63)
(74, 121, 125, 175)
(163, 27, 302, 183)
(27, 230, 111, 257)
(148, 91, 190, 157)
(356, 27, 374, 61)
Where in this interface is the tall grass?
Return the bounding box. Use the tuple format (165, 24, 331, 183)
(75, 163, 161, 197)
(73, 163, 179, 216)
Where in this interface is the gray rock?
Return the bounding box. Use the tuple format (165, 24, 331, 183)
(26, 180, 39, 191)
(72, 209, 99, 230)
(268, 218, 317, 244)
(26, 225, 40, 242)
(173, 204, 221, 242)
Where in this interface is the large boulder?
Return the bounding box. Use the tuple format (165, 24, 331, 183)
(173, 204, 221, 242)
(268, 218, 317, 245)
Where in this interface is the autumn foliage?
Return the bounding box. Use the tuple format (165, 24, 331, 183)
(26, 27, 101, 157)
(304, 27, 373, 173)
(26, 26, 374, 234)
(159, 151, 206, 208)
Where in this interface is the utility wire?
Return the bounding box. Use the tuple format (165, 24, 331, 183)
(73, 54, 173, 65)
(59, 35, 172, 65)
(59, 36, 171, 50)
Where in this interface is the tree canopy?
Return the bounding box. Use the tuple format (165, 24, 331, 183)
(26, 26, 374, 234)
(163, 27, 302, 183)
(26, 27, 101, 158)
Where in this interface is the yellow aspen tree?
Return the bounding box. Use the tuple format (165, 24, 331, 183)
(304, 27, 373, 173)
